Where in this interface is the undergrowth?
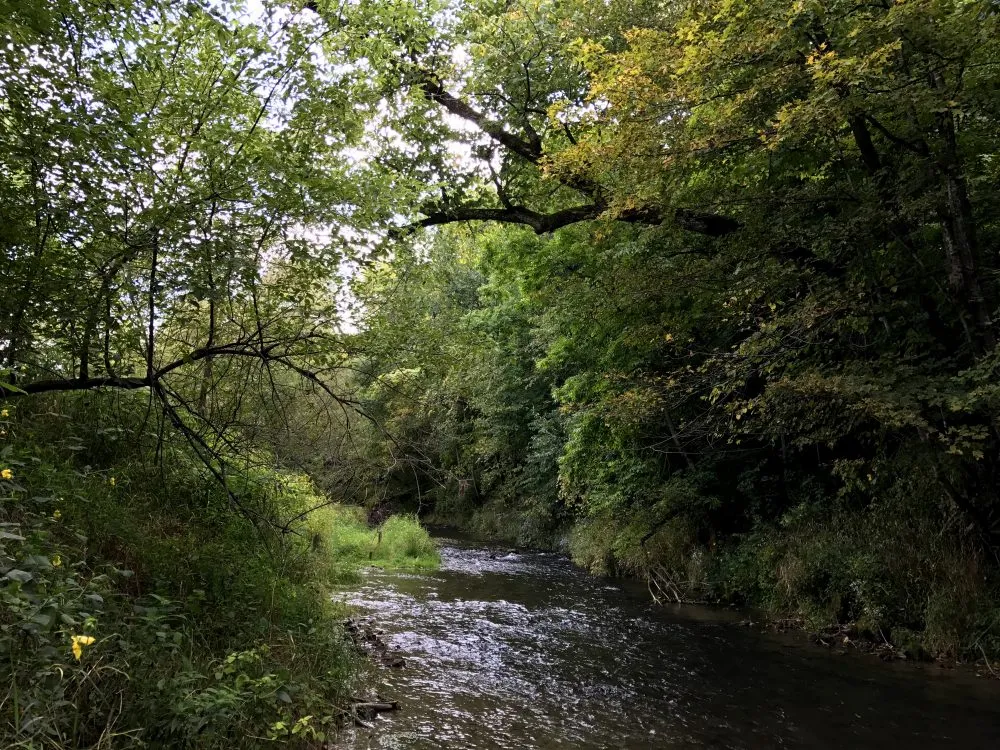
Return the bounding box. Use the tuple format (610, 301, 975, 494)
(0, 393, 437, 748)
(567, 476, 1000, 662)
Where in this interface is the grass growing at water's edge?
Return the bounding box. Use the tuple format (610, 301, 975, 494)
(565, 498, 1000, 663)
(0, 393, 438, 748)
(324, 508, 440, 571)
(422, 489, 1000, 665)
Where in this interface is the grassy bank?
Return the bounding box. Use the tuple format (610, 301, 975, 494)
(327, 510, 440, 573)
(423, 491, 1000, 663)
(567, 501, 1000, 663)
(0, 394, 436, 748)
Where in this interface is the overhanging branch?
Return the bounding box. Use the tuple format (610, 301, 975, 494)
(409, 72, 745, 238)
(673, 208, 744, 237)
(0, 333, 361, 410)
(417, 74, 543, 165)
(415, 203, 600, 234)
(303, 2, 749, 241)
(2, 376, 150, 397)
(409, 202, 743, 237)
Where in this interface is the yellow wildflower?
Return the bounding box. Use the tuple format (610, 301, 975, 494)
(53, 509, 62, 520)
(109, 476, 116, 486)
(1, 468, 12, 480)
(1, 408, 8, 417)
(52, 554, 62, 568)
(71, 635, 95, 661)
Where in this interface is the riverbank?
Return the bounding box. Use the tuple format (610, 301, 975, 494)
(423, 514, 1000, 675)
(0, 394, 438, 748)
(735, 615, 1000, 680)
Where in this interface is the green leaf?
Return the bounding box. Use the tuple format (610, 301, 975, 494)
(4, 569, 33, 584)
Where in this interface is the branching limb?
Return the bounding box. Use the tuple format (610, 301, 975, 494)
(409, 202, 742, 237)
(416, 73, 543, 165)
(413, 203, 600, 235)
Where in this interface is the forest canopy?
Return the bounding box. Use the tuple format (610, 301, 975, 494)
(3, 0, 1000, 743)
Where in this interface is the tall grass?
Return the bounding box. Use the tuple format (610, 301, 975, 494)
(325, 507, 439, 569)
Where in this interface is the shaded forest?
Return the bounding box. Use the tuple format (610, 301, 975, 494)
(3, 0, 1000, 745)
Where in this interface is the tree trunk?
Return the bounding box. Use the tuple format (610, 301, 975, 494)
(934, 101, 995, 351)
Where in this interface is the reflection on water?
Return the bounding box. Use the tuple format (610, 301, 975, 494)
(338, 540, 1000, 749)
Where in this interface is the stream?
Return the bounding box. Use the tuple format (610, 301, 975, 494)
(339, 537, 1000, 749)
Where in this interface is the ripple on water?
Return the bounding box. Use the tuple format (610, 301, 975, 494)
(340, 542, 1000, 750)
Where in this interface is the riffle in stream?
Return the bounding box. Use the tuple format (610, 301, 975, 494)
(339, 538, 1000, 749)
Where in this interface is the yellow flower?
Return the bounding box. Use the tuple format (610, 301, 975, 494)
(71, 635, 95, 661)
(1, 408, 8, 417)
(53, 510, 62, 521)
(109, 477, 116, 486)
(52, 555, 62, 568)
(1, 468, 12, 480)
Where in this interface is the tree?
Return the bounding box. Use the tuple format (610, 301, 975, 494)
(335, 0, 1000, 651)
(0, 0, 380, 509)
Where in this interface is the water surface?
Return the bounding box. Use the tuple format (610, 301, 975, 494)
(340, 539, 1000, 749)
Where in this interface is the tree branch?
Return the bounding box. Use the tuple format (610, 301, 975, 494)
(863, 113, 929, 156)
(414, 203, 601, 234)
(673, 208, 744, 237)
(410, 202, 743, 237)
(408, 74, 744, 237)
(0, 333, 344, 401)
(2, 376, 151, 397)
(417, 74, 543, 164)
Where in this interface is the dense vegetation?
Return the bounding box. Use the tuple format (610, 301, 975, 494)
(3, 0, 1000, 743)
(0, 3, 442, 744)
(335, 0, 1000, 663)
(2, 393, 435, 747)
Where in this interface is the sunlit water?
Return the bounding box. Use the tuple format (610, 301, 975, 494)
(338, 538, 1000, 749)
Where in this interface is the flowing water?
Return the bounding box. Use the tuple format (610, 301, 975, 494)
(339, 538, 1000, 749)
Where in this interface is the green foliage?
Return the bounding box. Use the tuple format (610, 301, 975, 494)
(0, 0, 365, 390)
(377, 515, 440, 566)
(0, 393, 439, 748)
(338, 0, 1000, 662)
(324, 508, 439, 570)
(4, 0, 1000, 691)
(0, 4, 453, 743)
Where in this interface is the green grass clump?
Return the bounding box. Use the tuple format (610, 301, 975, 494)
(378, 514, 440, 567)
(325, 507, 439, 569)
